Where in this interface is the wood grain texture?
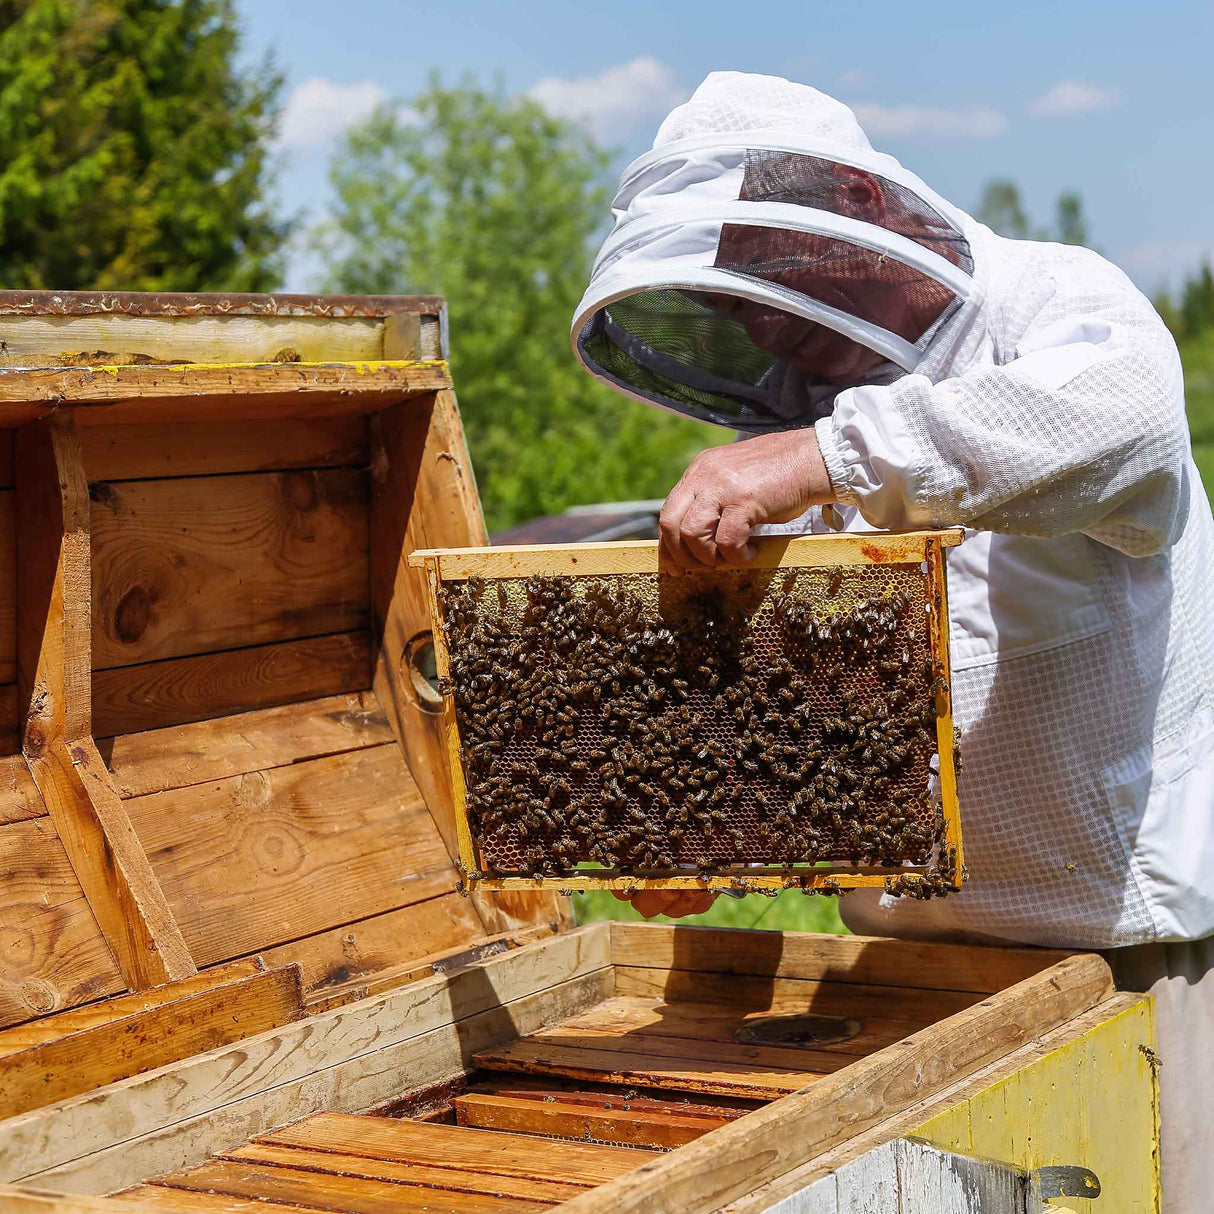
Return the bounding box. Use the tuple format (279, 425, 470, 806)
(0, 489, 13, 683)
(0, 754, 46, 825)
(609, 924, 1071, 995)
(0, 965, 303, 1119)
(90, 470, 370, 670)
(123, 745, 454, 966)
(17, 416, 195, 990)
(101, 691, 393, 798)
(0, 1187, 190, 1214)
(556, 954, 1115, 1214)
(0, 683, 19, 756)
(370, 391, 566, 937)
(0, 817, 124, 1028)
(0, 959, 263, 1054)
(453, 1092, 725, 1149)
(0, 432, 12, 487)
(79, 416, 368, 483)
(92, 632, 374, 737)
(262, 1113, 658, 1187)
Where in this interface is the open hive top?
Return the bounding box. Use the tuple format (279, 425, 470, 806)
(411, 531, 963, 894)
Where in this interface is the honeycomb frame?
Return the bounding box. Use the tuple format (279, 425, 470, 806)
(409, 530, 963, 895)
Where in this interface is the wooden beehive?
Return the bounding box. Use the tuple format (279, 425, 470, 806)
(0, 292, 1159, 1214)
(410, 532, 963, 895)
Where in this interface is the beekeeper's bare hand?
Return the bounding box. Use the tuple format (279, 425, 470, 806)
(660, 429, 835, 572)
(613, 890, 718, 919)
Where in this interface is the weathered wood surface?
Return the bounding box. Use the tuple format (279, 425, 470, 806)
(610, 923, 1071, 996)
(555, 954, 1114, 1213)
(0, 1186, 192, 1214)
(0, 965, 303, 1119)
(0, 753, 46, 824)
(17, 415, 195, 991)
(79, 416, 368, 484)
(0, 925, 611, 1186)
(123, 745, 453, 966)
(0, 487, 14, 684)
(0, 816, 125, 1028)
(453, 1091, 725, 1149)
(90, 470, 369, 670)
(0, 683, 19, 755)
(92, 631, 373, 737)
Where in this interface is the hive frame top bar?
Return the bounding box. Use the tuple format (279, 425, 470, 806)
(409, 528, 963, 580)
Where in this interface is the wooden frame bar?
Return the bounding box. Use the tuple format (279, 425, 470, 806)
(409, 530, 965, 894)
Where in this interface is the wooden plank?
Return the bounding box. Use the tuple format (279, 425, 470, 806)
(0, 489, 13, 683)
(408, 529, 964, 580)
(90, 470, 369, 670)
(0, 683, 18, 756)
(253, 893, 486, 1000)
(609, 924, 1070, 995)
(79, 416, 368, 483)
(155, 1158, 551, 1214)
(0, 959, 263, 1054)
(0, 432, 12, 486)
(0, 754, 46, 824)
(101, 691, 392, 799)
(17, 415, 195, 990)
(0, 361, 450, 426)
(123, 745, 455, 966)
(224, 1141, 588, 1203)
(453, 1092, 724, 1149)
(120, 1188, 313, 1213)
(0, 817, 125, 1028)
(369, 392, 566, 937)
(613, 969, 981, 1022)
(467, 1081, 757, 1119)
(0, 313, 386, 367)
(0, 965, 303, 1119)
(263, 1114, 658, 1187)
(0, 1186, 193, 1214)
(554, 954, 1115, 1214)
(14, 965, 614, 1192)
(92, 632, 374, 738)
(471, 1039, 825, 1099)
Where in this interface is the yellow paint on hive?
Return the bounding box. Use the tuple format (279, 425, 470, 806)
(913, 997, 1160, 1214)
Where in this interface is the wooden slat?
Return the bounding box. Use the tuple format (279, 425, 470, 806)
(0, 959, 263, 1054)
(101, 691, 393, 798)
(0, 683, 18, 756)
(123, 744, 455, 966)
(17, 415, 196, 990)
(253, 892, 486, 1000)
(90, 470, 370, 670)
(609, 923, 1070, 995)
(409, 529, 964, 580)
(0, 926, 612, 1188)
(224, 1141, 587, 1203)
(0, 489, 13, 683)
(262, 1114, 659, 1187)
(0, 754, 45, 824)
(555, 954, 1116, 1214)
(369, 392, 566, 938)
(92, 632, 374, 737)
(467, 1081, 758, 1119)
(0, 964, 302, 1119)
(120, 1188, 310, 1213)
(454, 1092, 725, 1149)
(0, 1186, 191, 1214)
(0, 817, 125, 1028)
(79, 416, 368, 483)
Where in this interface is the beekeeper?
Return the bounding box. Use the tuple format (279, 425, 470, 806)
(571, 72, 1214, 1210)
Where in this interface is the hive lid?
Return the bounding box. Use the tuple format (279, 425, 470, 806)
(0, 292, 564, 1036)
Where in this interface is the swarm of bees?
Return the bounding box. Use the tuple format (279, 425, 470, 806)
(438, 563, 958, 896)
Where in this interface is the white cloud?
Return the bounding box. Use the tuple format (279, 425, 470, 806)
(528, 56, 687, 138)
(278, 77, 388, 151)
(851, 103, 1008, 138)
(1029, 81, 1119, 116)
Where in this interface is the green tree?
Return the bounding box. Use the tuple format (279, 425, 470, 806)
(975, 179, 1035, 239)
(318, 79, 713, 532)
(0, 0, 286, 291)
(1055, 191, 1089, 246)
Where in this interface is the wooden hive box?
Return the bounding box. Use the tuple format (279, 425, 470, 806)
(0, 292, 1159, 1213)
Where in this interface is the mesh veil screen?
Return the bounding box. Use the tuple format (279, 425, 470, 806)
(440, 565, 949, 880)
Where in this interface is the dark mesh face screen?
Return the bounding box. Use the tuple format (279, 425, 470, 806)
(440, 566, 948, 880)
(737, 149, 974, 275)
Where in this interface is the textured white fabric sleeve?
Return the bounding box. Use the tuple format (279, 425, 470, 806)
(816, 295, 1190, 556)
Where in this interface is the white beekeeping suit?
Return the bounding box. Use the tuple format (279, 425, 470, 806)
(572, 71, 1214, 951)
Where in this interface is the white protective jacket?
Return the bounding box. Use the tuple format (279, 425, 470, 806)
(573, 72, 1214, 948)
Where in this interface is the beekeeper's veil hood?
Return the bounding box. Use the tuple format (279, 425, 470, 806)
(571, 72, 978, 431)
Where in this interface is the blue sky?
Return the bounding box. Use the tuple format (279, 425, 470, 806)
(234, 0, 1213, 296)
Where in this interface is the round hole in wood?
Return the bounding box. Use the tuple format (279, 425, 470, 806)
(733, 1014, 861, 1048)
(404, 633, 444, 712)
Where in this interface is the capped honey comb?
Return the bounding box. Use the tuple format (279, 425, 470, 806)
(410, 532, 963, 896)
